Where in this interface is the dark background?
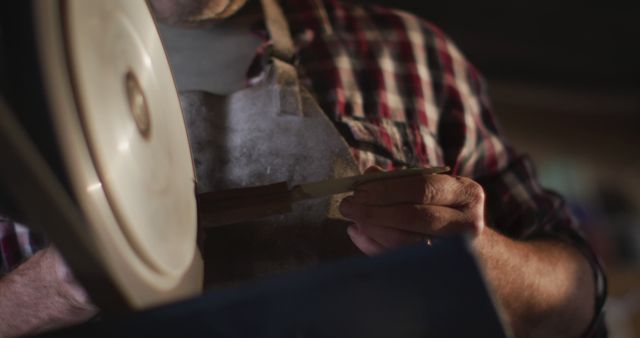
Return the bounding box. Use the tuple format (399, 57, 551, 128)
(372, 0, 639, 88)
(368, 1, 640, 335)
(366, 0, 640, 165)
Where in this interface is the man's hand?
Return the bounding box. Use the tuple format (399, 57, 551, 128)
(339, 166, 596, 338)
(0, 246, 97, 337)
(339, 166, 485, 253)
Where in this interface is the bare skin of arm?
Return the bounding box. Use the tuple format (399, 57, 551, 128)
(339, 166, 595, 338)
(0, 246, 97, 337)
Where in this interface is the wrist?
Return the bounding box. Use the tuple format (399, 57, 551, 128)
(0, 247, 97, 337)
(470, 228, 596, 338)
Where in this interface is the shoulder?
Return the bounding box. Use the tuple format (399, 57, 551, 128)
(283, 0, 453, 46)
(282, 0, 492, 171)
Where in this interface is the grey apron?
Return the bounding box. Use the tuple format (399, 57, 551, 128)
(177, 0, 362, 285)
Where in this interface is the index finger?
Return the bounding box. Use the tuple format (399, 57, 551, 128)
(354, 173, 473, 207)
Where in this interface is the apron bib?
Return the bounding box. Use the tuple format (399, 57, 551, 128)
(178, 0, 362, 285)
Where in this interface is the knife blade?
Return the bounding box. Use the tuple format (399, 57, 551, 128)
(290, 166, 450, 202)
(199, 166, 450, 227)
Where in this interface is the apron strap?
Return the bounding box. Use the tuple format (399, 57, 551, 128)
(260, 0, 303, 116)
(260, 0, 295, 62)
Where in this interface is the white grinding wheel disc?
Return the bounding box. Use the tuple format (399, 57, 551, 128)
(32, 0, 203, 308)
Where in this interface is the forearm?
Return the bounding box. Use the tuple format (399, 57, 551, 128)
(0, 247, 96, 337)
(472, 227, 595, 338)
(341, 169, 598, 337)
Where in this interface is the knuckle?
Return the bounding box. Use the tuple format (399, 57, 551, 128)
(460, 178, 485, 206)
(422, 180, 439, 204)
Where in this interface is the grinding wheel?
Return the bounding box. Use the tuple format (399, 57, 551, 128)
(5, 0, 204, 309)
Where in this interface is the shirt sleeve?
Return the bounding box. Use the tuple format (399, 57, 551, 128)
(431, 29, 607, 337)
(0, 215, 46, 276)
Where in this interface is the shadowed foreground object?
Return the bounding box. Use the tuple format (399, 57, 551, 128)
(0, 0, 203, 310)
(39, 237, 509, 338)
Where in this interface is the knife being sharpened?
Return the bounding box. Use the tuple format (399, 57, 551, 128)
(197, 166, 450, 228)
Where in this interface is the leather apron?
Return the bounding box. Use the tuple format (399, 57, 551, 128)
(177, 0, 362, 285)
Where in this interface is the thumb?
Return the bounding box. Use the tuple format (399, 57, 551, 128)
(363, 165, 385, 174)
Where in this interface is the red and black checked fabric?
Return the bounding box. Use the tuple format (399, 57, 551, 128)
(279, 0, 606, 335)
(0, 0, 605, 335)
(0, 216, 46, 276)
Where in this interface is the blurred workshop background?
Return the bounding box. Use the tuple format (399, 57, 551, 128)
(365, 0, 640, 336)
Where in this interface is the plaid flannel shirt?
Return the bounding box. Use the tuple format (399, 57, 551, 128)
(0, 0, 605, 335)
(280, 0, 606, 335)
(0, 217, 46, 275)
